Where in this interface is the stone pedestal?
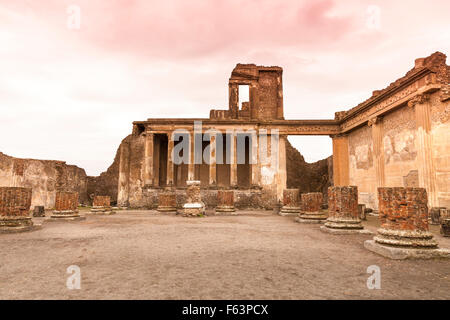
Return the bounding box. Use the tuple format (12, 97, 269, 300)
(430, 207, 444, 225)
(157, 189, 177, 213)
(441, 220, 450, 237)
(0, 187, 36, 233)
(215, 190, 235, 214)
(182, 181, 205, 217)
(50, 191, 84, 221)
(296, 192, 326, 223)
(364, 187, 450, 259)
(33, 206, 45, 217)
(91, 196, 114, 215)
(320, 186, 368, 234)
(279, 189, 300, 216)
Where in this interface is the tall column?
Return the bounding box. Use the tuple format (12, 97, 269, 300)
(368, 117, 385, 189)
(209, 133, 216, 186)
(251, 132, 260, 186)
(188, 131, 195, 181)
(166, 132, 174, 186)
(143, 132, 154, 186)
(331, 134, 350, 186)
(230, 132, 238, 187)
(408, 94, 438, 207)
(118, 141, 130, 207)
(276, 134, 287, 201)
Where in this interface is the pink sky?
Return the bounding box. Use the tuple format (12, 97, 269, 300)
(1, 0, 449, 175)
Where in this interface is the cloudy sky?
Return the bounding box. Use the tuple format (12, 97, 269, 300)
(1, 0, 449, 176)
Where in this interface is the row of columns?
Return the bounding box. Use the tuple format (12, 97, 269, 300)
(142, 131, 264, 188)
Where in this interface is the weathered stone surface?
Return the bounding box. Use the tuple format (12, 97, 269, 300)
(50, 191, 84, 221)
(441, 219, 450, 237)
(297, 192, 327, 223)
(182, 181, 205, 217)
(280, 189, 300, 216)
(365, 187, 450, 259)
(0, 152, 88, 208)
(321, 186, 365, 233)
(0, 187, 35, 233)
(358, 204, 367, 220)
(215, 190, 235, 213)
(157, 189, 177, 213)
(91, 195, 114, 215)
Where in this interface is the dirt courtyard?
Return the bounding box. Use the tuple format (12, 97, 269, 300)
(1, 209, 449, 300)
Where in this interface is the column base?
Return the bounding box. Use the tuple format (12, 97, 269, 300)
(182, 203, 205, 217)
(373, 228, 438, 248)
(0, 217, 39, 233)
(364, 240, 450, 260)
(320, 225, 373, 235)
(157, 206, 177, 213)
(324, 217, 364, 230)
(297, 211, 327, 223)
(49, 210, 85, 221)
(90, 206, 115, 215)
(279, 206, 301, 216)
(215, 206, 236, 214)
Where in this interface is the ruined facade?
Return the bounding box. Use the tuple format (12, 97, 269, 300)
(0, 152, 88, 208)
(117, 53, 450, 210)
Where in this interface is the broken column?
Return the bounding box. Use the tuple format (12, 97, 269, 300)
(182, 181, 205, 217)
(320, 186, 367, 234)
(295, 192, 326, 223)
(365, 187, 450, 259)
(50, 191, 84, 221)
(91, 196, 114, 215)
(215, 190, 235, 214)
(0, 187, 35, 233)
(279, 189, 301, 216)
(157, 188, 177, 213)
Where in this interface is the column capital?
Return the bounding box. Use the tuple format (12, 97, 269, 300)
(407, 93, 431, 108)
(367, 116, 382, 127)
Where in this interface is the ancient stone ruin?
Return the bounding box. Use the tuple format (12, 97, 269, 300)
(296, 192, 327, 223)
(365, 187, 450, 259)
(91, 196, 114, 215)
(157, 188, 177, 213)
(49, 191, 84, 221)
(320, 186, 368, 234)
(215, 190, 235, 214)
(0, 187, 35, 233)
(182, 181, 205, 217)
(279, 189, 301, 216)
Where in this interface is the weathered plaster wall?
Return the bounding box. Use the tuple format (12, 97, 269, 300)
(430, 92, 450, 207)
(0, 152, 88, 208)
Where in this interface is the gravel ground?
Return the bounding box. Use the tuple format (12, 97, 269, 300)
(0, 209, 449, 300)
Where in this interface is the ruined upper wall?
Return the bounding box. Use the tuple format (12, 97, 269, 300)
(210, 63, 284, 121)
(0, 152, 88, 208)
(336, 52, 450, 131)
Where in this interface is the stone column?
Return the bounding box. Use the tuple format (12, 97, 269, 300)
(166, 132, 174, 186)
(368, 116, 385, 191)
(143, 132, 154, 187)
(188, 132, 195, 181)
(279, 189, 301, 216)
(209, 133, 217, 186)
(230, 133, 238, 187)
(157, 188, 177, 213)
(229, 83, 239, 119)
(364, 187, 449, 259)
(182, 180, 205, 217)
(321, 186, 367, 234)
(251, 132, 260, 187)
(408, 94, 438, 207)
(296, 192, 326, 223)
(331, 134, 350, 186)
(0, 187, 34, 233)
(215, 190, 235, 214)
(117, 141, 130, 207)
(91, 196, 114, 215)
(50, 191, 84, 221)
(277, 135, 287, 202)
